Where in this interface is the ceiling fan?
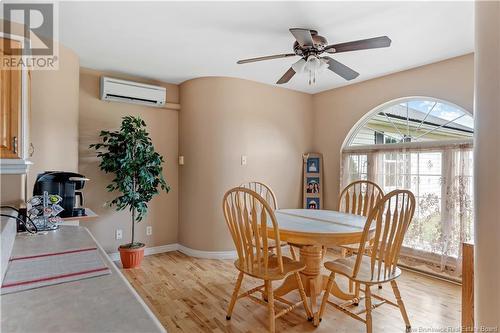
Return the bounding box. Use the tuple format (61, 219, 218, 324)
(237, 28, 391, 85)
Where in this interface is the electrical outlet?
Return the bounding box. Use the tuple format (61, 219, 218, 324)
(241, 155, 247, 166)
(146, 226, 152, 236)
(115, 229, 123, 240)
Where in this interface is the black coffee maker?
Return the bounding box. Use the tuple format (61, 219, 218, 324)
(33, 172, 89, 218)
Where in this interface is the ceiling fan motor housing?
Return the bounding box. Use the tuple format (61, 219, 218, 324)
(293, 33, 329, 57)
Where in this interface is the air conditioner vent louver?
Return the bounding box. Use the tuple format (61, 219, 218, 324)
(100, 76, 166, 107)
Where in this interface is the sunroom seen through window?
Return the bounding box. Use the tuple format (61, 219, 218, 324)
(342, 98, 473, 279)
(348, 100, 473, 146)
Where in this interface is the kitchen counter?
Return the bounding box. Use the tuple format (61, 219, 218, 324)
(1, 226, 165, 333)
(1, 208, 17, 284)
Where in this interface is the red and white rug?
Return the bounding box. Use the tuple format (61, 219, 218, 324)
(1, 247, 111, 295)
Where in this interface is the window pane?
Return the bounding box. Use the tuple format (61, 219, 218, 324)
(349, 99, 473, 145)
(346, 154, 368, 182)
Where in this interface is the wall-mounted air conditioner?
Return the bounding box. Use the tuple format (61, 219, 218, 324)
(100, 76, 166, 107)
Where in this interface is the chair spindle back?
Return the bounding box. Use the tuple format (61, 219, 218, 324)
(222, 187, 284, 276)
(338, 180, 384, 217)
(353, 190, 416, 281)
(240, 181, 278, 210)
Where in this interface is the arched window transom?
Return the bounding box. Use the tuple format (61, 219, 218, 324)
(347, 99, 473, 147)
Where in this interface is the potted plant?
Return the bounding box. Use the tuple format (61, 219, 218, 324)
(90, 116, 170, 268)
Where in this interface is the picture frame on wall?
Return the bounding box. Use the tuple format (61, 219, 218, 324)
(303, 153, 323, 210)
(306, 177, 320, 194)
(307, 158, 320, 173)
(306, 197, 320, 210)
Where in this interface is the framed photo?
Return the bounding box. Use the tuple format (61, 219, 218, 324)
(306, 177, 320, 194)
(302, 153, 323, 209)
(306, 197, 320, 210)
(307, 157, 320, 174)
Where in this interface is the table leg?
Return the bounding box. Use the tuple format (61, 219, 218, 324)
(274, 245, 356, 312)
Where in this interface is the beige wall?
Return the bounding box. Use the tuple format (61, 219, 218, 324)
(0, 27, 475, 257)
(0, 175, 24, 205)
(312, 54, 474, 209)
(79, 68, 179, 253)
(474, 1, 500, 326)
(179, 77, 313, 251)
(28, 43, 80, 190)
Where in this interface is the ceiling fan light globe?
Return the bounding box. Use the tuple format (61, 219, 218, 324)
(291, 58, 307, 73)
(305, 56, 321, 72)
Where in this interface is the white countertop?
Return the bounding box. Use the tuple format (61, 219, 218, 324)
(1, 208, 18, 284)
(1, 226, 165, 333)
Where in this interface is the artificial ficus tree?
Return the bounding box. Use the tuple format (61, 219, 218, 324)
(90, 116, 170, 248)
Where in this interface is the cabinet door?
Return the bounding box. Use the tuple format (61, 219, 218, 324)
(0, 38, 22, 159)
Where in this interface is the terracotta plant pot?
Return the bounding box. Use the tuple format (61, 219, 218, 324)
(118, 243, 145, 269)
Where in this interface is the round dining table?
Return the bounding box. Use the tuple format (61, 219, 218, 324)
(269, 208, 368, 312)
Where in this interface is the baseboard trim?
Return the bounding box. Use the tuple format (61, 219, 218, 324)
(177, 245, 237, 260)
(107, 243, 180, 262)
(107, 243, 237, 261)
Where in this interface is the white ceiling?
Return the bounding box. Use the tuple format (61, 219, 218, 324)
(57, 1, 473, 94)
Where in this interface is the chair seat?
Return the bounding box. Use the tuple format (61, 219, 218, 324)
(324, 256, 401, 284)
(252, 238, 288, 249)
(340, 242, 372, 253)
(234, 255, 305, 281)
(340, 243, 362, 251)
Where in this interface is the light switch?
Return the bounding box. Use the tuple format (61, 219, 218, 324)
(241, 155, 247, 166)
(179, 155, 184, 165)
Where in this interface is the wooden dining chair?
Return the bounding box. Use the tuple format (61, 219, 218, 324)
(316, 190, 416, 333)
(338, 180, 384, 218)
(240, 181, 279, 210)
(223, 187, 312, 333)
(240, 181, 297, 260)
(338, 180, 384, 294)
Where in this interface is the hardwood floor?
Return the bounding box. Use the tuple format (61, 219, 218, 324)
(122, 251, 461, 333)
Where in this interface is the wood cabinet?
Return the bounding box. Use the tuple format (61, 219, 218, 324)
(0, 38, 22, 159)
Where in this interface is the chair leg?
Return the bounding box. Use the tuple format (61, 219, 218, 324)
(390, 280, 411, 330)
(266, 280, 276, 333)
(226, 272, 244, 320)
(353, 282, 361, 306)
(294, 272, 312, 320)
(365, 285, 373, 333)
(263, 280, 269, 302)
(289, 245, 297, 261)
(349, 279, 354, 293)
(315, 272, 335, 326)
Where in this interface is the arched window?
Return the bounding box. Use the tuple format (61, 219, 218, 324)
(347, 98, 473, 146)
(341, 97, 473, 278)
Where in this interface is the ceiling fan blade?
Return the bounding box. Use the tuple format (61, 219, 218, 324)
(237, 53, 296, 64)
(325, 36, 391, 53)
(276, 67, 296, 84)
(323, 57, 359, 81)
(289, 28, 314, 47)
